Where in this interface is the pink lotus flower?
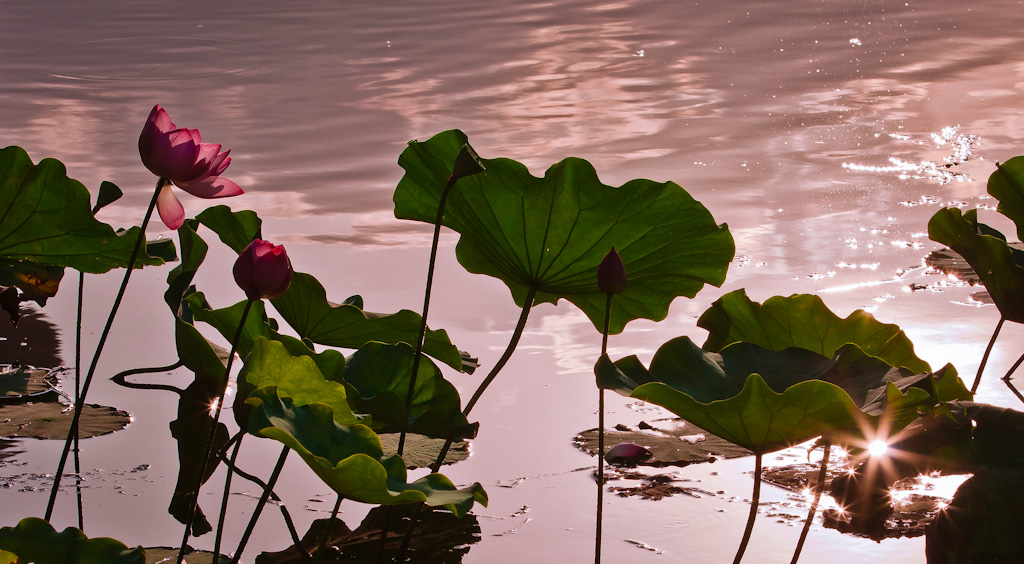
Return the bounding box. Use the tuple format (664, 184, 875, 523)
(233, 239, 292, 300)
(139, 105, 243, 229)
(604, 442, 653, 464)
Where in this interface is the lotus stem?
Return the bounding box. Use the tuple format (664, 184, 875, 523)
(45, 177, 162, 521)
(790, 442, 831, 564)
(972, 316, 1005, 393)
(319, 496, 344, 555)
(733, 453, 763, 564)
(595, 292, 612, 564)
(177, 297, 255, 564)
(230, 445, 290, 564)
(213, 433, 245, 564)
(75, 272, 84, 531)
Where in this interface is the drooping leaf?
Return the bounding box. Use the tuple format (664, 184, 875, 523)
(0, 146, 169, 273)
(988, 156, 1024, 241)
(394, 129, 734, 334)
(698, 289, 931, 373)
(271, 272, 467, 372)
(928, 208, 1024, 323)
(164, 220, 208, 316)
(195, 205, 262, 254)
(245, 387, 486, 516)
(599, 339, 947, 453)
(0, 518, 144, 564)
(0, 401, 131, 439)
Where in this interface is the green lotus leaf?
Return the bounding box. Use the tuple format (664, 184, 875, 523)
(0, 549, 17, 564)
(928, 207, 1024, 323)
(164, 219, 209, 317)
(599, 338, 951, 453)
(0, 146, 169, 273)
(245, 387, 487, 516)
(988, 156, 1024, 240)
(394, 130, 734, 334)
(343, 342, 477, 440)
(271, 272, 467, 372)
(195, 205, 262, 254)
(0, 517, 144, 564)
(698, 289, 931, 374)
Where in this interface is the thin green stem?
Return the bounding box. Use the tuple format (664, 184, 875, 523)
(790, 443, 831, 564)
(213, 433, 245, 564)
(972, 316, 1005, 393)
(595, 292, 612, 564)
(177, 298, 255, 564)
(733, 453, 763, 564)
(230, 446, 290, 564)
(45, 177, 163, 521)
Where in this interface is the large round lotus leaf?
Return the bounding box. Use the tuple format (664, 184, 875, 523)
(698, 289, 931, 374)
(394, 129, 734, 334)
(0, 146, 168, 273)
(574, 419, 751, 465)
(988, 156, 1024, 240)
(256, 506, 481, 564)
(0, 366, 58, 402)
(599, 339, 951, 453)
(378, 433, 469, 468)
(0, 517, 144, 564)
(246, 387, 486, 517)
(929, 208, 1024, 323)
(0, 401, 130, 439)
(142, 547, 228, 563)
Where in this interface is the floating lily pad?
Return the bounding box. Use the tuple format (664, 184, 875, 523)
(0, 517, 144, 564)
(0, 366, 58, 403)
(395, 129, 734, 334)
(378, 433, 469, 468)
(0, 401, 130, 439)
(142, 547, 228, 563)
(607, 472, 717, 501)
(256, 505, 481, 564)
(246, 387, 486, 516)
(929, 208, 1024, 323)
(574, 419, 751, 466)
(698, 289, 931, 373)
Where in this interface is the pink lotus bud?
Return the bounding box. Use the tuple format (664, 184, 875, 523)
(597, 247, 627, 294)
(233, 239, 292, 300)
(139, 105, 243, 229)
(604, 442, 653, 464)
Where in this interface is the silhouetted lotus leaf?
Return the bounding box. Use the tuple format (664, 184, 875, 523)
(598, 339, 956, 454)
(0, 402, 130, 439)
(163, 219, 208, 316)
(245, 387, 487, 516)
(256, 505, 480, 564)
(928, 208, 1024, 323)
(574, 419, 751, 465)
(0, 517, 144, 564)
(0, 146, 170, 273)
(142, 547, 228, 563)
(698, 289, 931, 373)
(271, 272, 468, 372)
(394, 130, 734, 334)
(988, 156, 1024, 240)
(0, 366, 58, 403)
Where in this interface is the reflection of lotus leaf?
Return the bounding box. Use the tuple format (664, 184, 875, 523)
(394, 129, 734, 334)
(0, 366, 58, 402)
(246, 387, 486, 516)
(600, 339, 959, 454)
(142, 547, 228, 563)
(698, 289, 931, 374)
(0, 517, 144, 564)
(0, 402, 131, 439)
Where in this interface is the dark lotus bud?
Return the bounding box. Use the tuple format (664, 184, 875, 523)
(452, 143, 485, 179)
(597, 247, 627, 294)
(604, 442, 653, 464)
(233, 239, 293, 300)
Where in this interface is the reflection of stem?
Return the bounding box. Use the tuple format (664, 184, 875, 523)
(396, 287, 539, 561)
(595, 292, 612, 564)
(110, 362, 185, 393)
(732, 453, 763, 564)
(230, 446, 290, 564)
(45, 177, 163, 521)
(319, 496, 343, 554)
(177, 298, 255, 564)
(790, 443, 831, 564)
(213, 433, 244, 564)
(972, 316, 1005, 393)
